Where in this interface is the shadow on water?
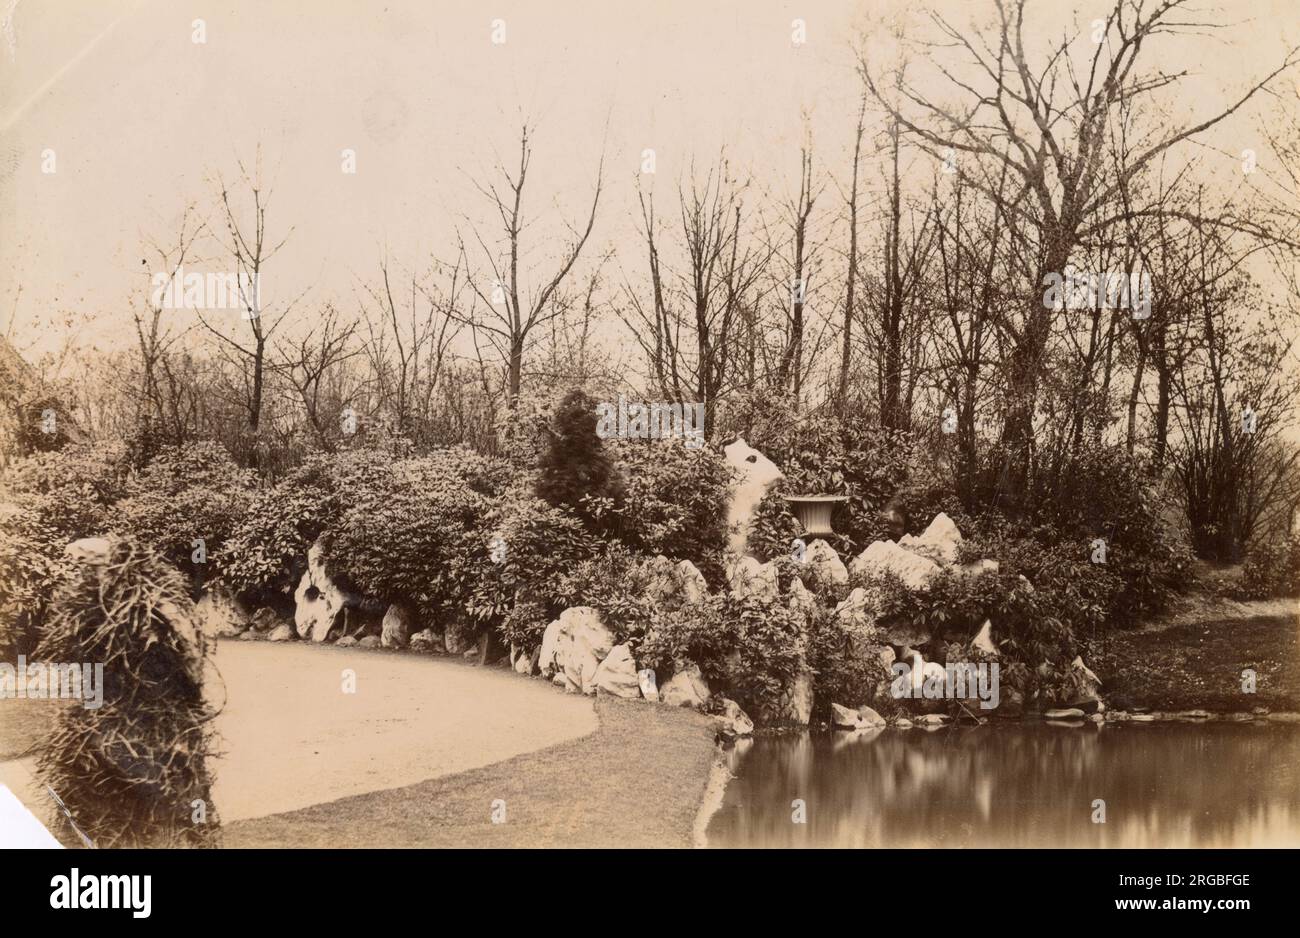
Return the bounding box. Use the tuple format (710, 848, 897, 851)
(706, 722, 1300, 848)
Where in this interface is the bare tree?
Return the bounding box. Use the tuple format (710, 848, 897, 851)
(460, 123, 603, 408)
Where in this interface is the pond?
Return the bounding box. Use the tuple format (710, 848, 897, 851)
(705, 722, 1300, 848)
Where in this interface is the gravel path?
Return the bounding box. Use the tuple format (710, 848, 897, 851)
(204, 640, 598, 822)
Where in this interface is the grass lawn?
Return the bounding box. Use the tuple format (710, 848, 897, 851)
(1086, 612, 1300, 712)
(221, 694, 719, 848)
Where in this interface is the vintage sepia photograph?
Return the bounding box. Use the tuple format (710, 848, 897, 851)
(1, 0, 1298, 877)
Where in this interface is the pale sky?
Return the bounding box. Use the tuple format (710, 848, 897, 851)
(1, 0, 1297, 363)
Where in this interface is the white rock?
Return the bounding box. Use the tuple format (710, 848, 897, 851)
(831, 702, 866, 729)
(957, 559, 1000, 577)
(972, 620, 997, 656)
(724, 438, 784, 557)
(538, 607, 616, 695)
(787, 576, 816, 616)
(848, 540, 942, 592)
(805, 539, 848, 586)
(898, 512, 963, 565)
(637, 668, 659, 701)
(592, 644, 642, 698)
(194, 589, 249, 639)
(380, 604, 412, 649)
(267, 623, 294, 642)
(772, 664, 814, 725)
(409, 629, 438, 652)
(514, 653, 534, 675)
(660, 665, 711, 709)
(715, 698, 754, 737)
(729, 556, 780, 604)
(833, 587, 873, 627)
(857, 705, 887, 727)
(676, 560, 709, 604)
(293, 538, 349, 642)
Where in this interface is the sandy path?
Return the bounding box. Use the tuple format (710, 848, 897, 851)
(204, 641, 597, 822)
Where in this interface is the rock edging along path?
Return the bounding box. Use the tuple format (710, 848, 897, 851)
(205, 639, 599, 823)
(221, 695, 719, 848)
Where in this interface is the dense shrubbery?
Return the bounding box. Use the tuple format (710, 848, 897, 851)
(0, 443, 131, 653)
(1239, 534, 1300, 599)
(637, 594, 806, 718)
(609, 437, 731, 585)
(113, 442, 255, 586)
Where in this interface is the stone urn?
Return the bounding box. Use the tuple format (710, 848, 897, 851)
(782, 494, 849, 538)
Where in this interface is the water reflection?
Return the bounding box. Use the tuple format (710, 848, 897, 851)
(707, 723, 1300, 848)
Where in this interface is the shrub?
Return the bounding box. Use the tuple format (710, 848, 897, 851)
(1020, 444, 1194, 623)
(638, 595, 805, 718)
(747, 485, 806, 563)
(0, 443, 131, 652)
(35, 537, 219, 847)
(805, 603, 896, 717)
(1239, 534, 1300, 599)
(536, 389, 623, 530)
(460, 495, 601, 633)
(608, 437, 731, 585)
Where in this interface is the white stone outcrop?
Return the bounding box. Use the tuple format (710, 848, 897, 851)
(729, 556, 780, 604)
(592, 644, 642, 698)
(848, 539, 942, 592)
(538, 607, 616, 696)
(723, 438, 784, 557)
(293, 538, 349, 642)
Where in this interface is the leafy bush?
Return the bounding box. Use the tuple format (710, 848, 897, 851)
(1239, 534, 1300, 599)
(0, 443, 131, 652)
(638, 595, 805, 718)
(460, 494, 601, 633)
(805, 603, 896, 717)
(608, 437, 731, 585)
(112, 442, 256, 587)
(326, 460, 491, 621)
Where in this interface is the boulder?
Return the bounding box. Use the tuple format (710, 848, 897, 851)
(856, 705, 887, 727)
(514, 653, 534, 675)
(787, 576, 816, 616)
(238, 630, 257, 641)
(358, 635, 381, 648)
(723, 438, 784, 557)
(714, 698, 754, 737)
(409, 629, 438, 652)
(915, 713, 950, 726)
(769, 664, 814, 725)
(267, 623, 294, 642)
(833, 587, 874, 628)
(660, 665, 711, 709)
(897, 512, 962, 564)
(194, 589, 249, 639)
(443, 617, 475, 655)
(380, 604, 412, 649)
(637, 668, 659, 701)
(592, 644, 642, 698)
(538, 607, 616, 695)
(972, 620, 997, 656)
(848, 540, 942, 592)
(1044, 707, 1087, 720)
(804, 539, 848, 587)
(249, 607, 280, 632)
(831, 702, 865, 729)
(728, 556, 780, 604)
(956, 558, 1000, 578)
(1065, 655, 1103, 709)
(293, 538, 350, 642)
(677, 560, 709, 604)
